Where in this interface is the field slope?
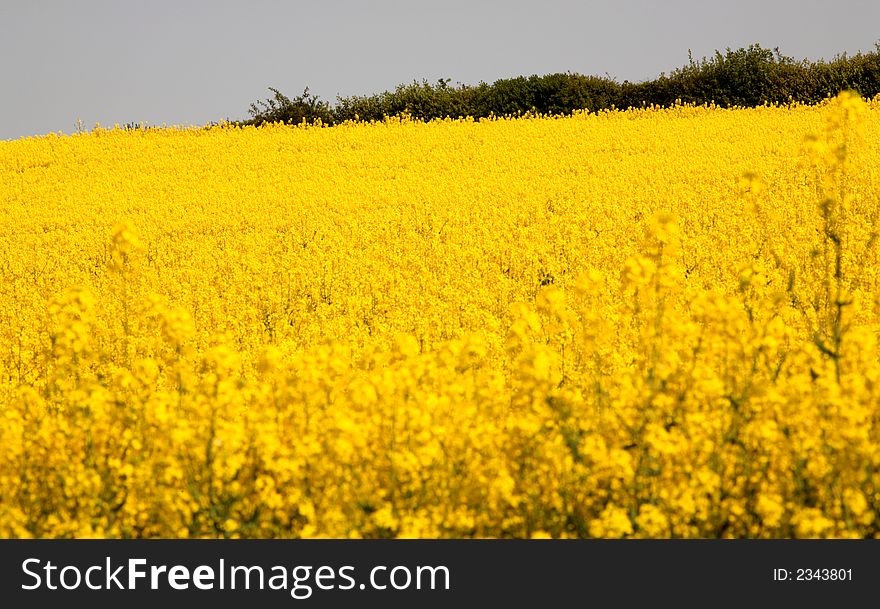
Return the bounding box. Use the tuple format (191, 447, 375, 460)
(1, 94, 879, 538)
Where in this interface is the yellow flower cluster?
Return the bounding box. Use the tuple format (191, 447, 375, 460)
(1, 93, 879, 538)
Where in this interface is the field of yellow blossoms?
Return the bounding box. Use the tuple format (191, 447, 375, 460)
(1, 92, 879, 538)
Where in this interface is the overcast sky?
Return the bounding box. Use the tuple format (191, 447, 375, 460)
(1, 0, 878, 140)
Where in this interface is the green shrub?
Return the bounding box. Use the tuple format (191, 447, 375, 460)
(244, 87, 333, 126)
(243, 43, 880, 126)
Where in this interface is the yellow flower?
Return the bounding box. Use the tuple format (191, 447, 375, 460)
(1, 92, 879, 538)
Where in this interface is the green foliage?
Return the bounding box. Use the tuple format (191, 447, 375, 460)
(245, 87, 333, 126)
(243, 44, 880, 126)
(618, 44, 880, 108)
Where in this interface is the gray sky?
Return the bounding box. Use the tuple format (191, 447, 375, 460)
(1, 0, 878, 140)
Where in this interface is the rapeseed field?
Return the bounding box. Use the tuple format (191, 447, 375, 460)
(1, 92, 879, 538)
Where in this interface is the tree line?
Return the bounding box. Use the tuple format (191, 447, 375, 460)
(242, 43, 880, 126)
